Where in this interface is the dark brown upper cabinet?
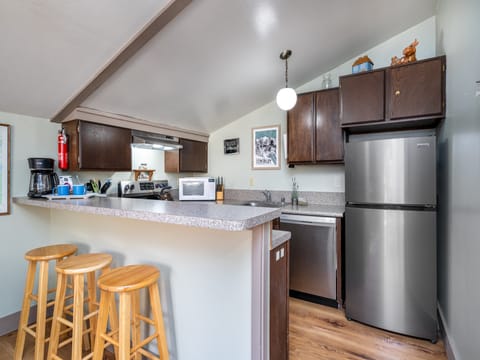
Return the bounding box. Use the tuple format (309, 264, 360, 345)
(287, 93, 315, 163)
(315, 89, 343, 162)
(63, 120, 132, 171)
(388, 56, 444, 120)
(287, 88, 343, 164)
(340, 69, 385, 125)
(165, 138, 208, 173)
(340, 55, 446, 130)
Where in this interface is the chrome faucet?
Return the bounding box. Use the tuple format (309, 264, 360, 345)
(262, 190, 272, 203)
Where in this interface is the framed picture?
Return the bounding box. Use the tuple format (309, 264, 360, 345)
(224, 138, 240, 155)
(252, 125, 280, 170)
(0, 124, 11, 215)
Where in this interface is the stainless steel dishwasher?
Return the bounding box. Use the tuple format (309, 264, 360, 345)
(279, 213, 337, 301)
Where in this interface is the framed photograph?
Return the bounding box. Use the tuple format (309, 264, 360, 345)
(0, 124, 11, 215)
(252, 125, 280, 170)
(224, 138, 240, 155)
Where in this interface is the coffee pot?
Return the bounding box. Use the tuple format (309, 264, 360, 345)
(27, 158, 59, 197)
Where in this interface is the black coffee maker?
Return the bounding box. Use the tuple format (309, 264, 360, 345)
(28, 158, 59, 197)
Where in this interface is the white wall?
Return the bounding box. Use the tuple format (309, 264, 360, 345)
(436, 1, 480, 359)
(208, 17, 437, 192)
(0, 111, 58, 317)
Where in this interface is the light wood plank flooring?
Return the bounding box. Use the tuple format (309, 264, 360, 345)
(289, 297, 447, 360)
(1, 298, 448, 359)
(0, 330, 114, 360)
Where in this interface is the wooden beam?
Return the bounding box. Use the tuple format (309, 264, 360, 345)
(51, 0, 192, 123)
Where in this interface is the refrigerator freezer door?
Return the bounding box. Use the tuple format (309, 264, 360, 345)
(345, 206, 437, 340)
(345, 136, 436, 205)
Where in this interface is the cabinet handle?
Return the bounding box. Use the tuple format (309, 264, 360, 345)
(394, 90, 401, 96)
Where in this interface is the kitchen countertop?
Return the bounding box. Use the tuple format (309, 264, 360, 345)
(271, 230, 291, 248)
(222, 199, 344, 218)
(13, 196, 281, 232)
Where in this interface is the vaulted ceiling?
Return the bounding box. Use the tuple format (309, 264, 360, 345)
(0, 0, 437, 134)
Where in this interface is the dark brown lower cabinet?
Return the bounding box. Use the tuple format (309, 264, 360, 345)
(270, 240, 289, 360)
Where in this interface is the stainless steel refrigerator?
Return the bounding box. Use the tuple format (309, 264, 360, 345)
(345, 132, 437, 341)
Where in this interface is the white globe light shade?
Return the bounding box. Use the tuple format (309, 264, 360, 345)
(276, 87, 297, 111)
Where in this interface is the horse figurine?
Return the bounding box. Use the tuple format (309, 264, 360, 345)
(391, 39, 419, 66)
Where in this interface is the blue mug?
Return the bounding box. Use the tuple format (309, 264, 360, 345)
(72, 184, 86, 196)
(55, 184, 70, 196)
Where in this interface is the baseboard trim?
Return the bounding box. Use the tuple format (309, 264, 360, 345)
(0, 306, 36, 336)
(438, 305, 458, 360)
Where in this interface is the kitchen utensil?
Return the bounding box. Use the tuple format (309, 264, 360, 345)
(90, 179, 100, 193)
(100, 180, 112, 194)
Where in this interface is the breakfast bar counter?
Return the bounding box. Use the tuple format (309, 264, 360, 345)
(13, 196, 278, 360)
(13, 196, 281, 231)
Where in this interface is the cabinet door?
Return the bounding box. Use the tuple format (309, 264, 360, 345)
(287, 93, 314, 162)
(180, 139, 208, 172)
(315, 89, 343, 162)
(78, 121, 131, 170)
(270, 241, 289, 360)
(165, 139, 208, 173)
(388, 57, 445, 120)
(340, 70, 385, 125)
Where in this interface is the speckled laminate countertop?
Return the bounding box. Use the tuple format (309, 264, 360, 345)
(271, 230, 291, 248)
(222, 200, 344, 218)
(13, 197, 281, 231)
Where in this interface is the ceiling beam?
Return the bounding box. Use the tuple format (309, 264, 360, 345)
(51, 0, 192, 123)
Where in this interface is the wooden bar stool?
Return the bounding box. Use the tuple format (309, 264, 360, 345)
(93, 265, 169, 360)
(47, 253, 113, 360)
(15, 244, 78, 360)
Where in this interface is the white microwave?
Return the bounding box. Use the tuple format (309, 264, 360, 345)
(178, 177, 216, 201)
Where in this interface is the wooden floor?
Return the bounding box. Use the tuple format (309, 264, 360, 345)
(289, 297, 447, 360)
(1, 298, 448, 359)
(0, 330, 114, 360)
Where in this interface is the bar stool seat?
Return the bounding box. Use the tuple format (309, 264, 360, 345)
(15, 244, 78, 360)
(48, 253, 113, 360)
(93, 265, 169, 360)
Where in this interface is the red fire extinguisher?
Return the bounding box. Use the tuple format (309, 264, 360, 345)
(58, 128, 68, 170)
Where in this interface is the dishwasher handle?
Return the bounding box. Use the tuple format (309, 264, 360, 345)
(280, 214, 336, 227)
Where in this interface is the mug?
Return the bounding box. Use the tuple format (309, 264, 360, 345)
(55, 184, 70, 196)
(72, 184, 86, 196)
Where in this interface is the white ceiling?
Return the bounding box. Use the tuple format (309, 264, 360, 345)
(1, 0, 437, 134)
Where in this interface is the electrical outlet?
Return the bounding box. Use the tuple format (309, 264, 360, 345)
(249, 176, 254, 187)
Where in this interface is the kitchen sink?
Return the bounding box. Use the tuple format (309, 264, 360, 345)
(241, 201, 282, 208)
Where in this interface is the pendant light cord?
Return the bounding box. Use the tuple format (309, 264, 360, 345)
(284, 58, 289, 88)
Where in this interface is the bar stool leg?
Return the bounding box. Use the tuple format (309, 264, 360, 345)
(93, 290, 110, 360)
(14, 260, 37, 360)
(119, 292, 131, 360)
(35, 260, 50, 360)
(87, 271, 97, 350)
(131, 290, 141, 360)
(47, 272, 68, 359)
(149, 282, 169, 360)
(109, 291, 120, 359)
(70, 274, 85, 359)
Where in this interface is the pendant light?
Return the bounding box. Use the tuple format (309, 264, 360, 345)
(276, 49, 297, 111)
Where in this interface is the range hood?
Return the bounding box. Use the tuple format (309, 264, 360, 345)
(131, 130, 183, 151)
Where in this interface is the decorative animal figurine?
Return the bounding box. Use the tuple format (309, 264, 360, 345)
(391, 39, 419, 66)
